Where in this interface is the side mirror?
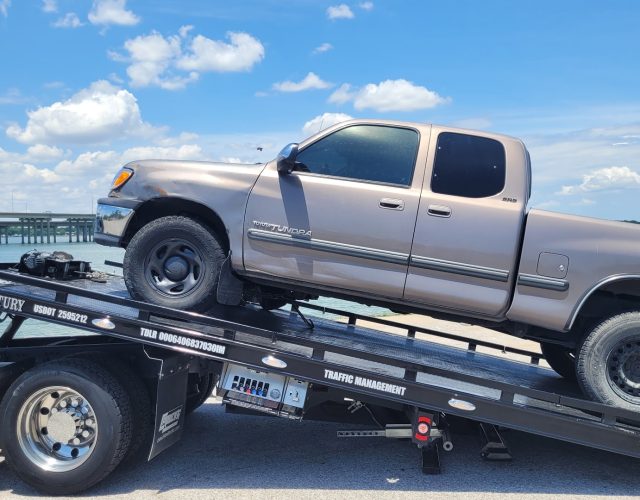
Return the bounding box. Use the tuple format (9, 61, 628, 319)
(276, 143, 299, 174)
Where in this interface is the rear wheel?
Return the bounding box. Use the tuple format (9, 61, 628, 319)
(0, 359, 133, 495)
(124, 215, 225, 313)
(577, 311, 640, 411)
(540, 342, 576, 380)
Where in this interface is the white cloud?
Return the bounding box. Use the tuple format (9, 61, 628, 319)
(26, 144, 65, 161)
(55, 150, 119, 175)
(0, 0, 10, 18)
(178, 25, 194, 38)
(43, 81, 65, 89)
(177, 32, 265, 72)
(108, 72, 124, 84)
(24, 164, 61, 183)
(359, 1, 374, 10)
(88, 0, 139, 27)
(329, 79, 449, 112)
(121, 144, 203, 163)
(559, 166, 640, 195)
(0, 88, 28, 105)
(55, 145, 204, 176)
(327, 83, 353, 105)
(114, 29, 265, 90)
(273, 72, 332, 92)
(302, 112, 353, 137)
(121, 31, 198, 90)
(327, 4, 354, 20)
(53, 12, 83, 28)
(42, 0, 57, 13)
(6, 80, 158, 145)
(313, 43, 333, 54)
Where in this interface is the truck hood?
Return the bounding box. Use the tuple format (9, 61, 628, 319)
(113, 159, 267, 201)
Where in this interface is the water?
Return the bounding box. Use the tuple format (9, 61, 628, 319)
(0, 241, 391, 339)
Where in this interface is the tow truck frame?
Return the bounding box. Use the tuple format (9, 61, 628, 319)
(1, 268, 639, 493)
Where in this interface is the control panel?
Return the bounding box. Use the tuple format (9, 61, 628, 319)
(220, 364, 309, 418)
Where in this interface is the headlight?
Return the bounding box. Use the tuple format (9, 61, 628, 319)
(110, 167, 134, 191)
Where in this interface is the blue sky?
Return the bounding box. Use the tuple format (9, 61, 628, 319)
(0, 0, 638, 218)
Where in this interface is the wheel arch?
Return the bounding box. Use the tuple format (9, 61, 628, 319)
(567, 275, 640, 331)
(123, 197, 230, 253)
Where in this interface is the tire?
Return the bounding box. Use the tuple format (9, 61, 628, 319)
(540, 342, 577, 380)
(123, 215, 226, 313)
(185, 372, 217, 415)
(0, 359, 133, 495)
(100, 359, 153, 464)
(68, 353, 153, 465)
(577, 311, 640, 411)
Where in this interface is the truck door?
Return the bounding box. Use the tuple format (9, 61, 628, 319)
(404, 128, 528, 317)
(243, 123, 430, 299)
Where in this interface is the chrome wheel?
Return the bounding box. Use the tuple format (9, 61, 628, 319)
(607, 337, 640, 400)
(144, 238, 204, 296)
(16, 386, 98, 472)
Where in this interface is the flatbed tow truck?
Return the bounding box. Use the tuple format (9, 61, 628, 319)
(1, 265, 640, 495)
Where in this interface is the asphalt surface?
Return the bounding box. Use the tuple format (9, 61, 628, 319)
(1, 397, 639, 500)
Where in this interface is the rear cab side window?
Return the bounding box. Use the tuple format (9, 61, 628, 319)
(431, 132, 506, 198)
(295, 125, 420, 187)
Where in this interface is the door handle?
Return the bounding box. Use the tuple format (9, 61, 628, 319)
(379, 198, 405, 211)
(427, 204, 451, 217)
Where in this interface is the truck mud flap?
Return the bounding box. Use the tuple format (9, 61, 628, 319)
(147, 350, 190, 461)
(216, 256, 243, 306)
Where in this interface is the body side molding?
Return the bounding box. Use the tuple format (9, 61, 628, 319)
(517, 273, 569, 292)
(410, 255, 510, 283)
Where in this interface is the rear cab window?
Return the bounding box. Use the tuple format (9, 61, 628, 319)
(431, 132, 506, 198)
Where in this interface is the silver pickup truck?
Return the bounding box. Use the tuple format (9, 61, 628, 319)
(95, 119, 640, 410)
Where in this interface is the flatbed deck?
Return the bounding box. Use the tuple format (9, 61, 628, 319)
(1, 268, 640, 462)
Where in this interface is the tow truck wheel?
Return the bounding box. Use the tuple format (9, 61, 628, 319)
(0, 359, 133, 495)
(124, 215, 225, 313)
(577, 311, 640, 411)
(540, 342, 577, 380)
(185, 372, 217, 414)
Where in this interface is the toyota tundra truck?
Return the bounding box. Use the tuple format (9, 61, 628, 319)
(95, 119, 640, 410)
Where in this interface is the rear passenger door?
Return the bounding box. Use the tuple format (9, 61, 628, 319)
(404, 128, 527, 317)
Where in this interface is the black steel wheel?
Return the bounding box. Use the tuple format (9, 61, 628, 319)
(577, 311, 640, 410)
(540, 342, 576, 380)
(145, 238, 205, 297)
(0, 359, 133, 495)
(124, 216, 225, 312)
(606, 337, 640, 399)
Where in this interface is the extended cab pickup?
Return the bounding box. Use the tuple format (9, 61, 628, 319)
(95, 119, 640, 409)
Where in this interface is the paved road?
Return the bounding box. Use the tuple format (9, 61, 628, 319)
(1, 397, 638, 500)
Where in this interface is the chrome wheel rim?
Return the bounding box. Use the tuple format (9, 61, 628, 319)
(607, 337, 640, 400)
(144, 238, 204, 297)
(17, 386, 98, 472)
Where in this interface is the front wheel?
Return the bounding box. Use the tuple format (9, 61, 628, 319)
(577, 311, 640, 411)
(0, 359, 133, 495)
(124, 215, 225, 313)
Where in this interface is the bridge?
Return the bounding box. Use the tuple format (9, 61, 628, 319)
(0, 212, 95, 245)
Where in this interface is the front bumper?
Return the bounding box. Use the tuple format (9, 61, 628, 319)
(94, 199, 138, 247)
